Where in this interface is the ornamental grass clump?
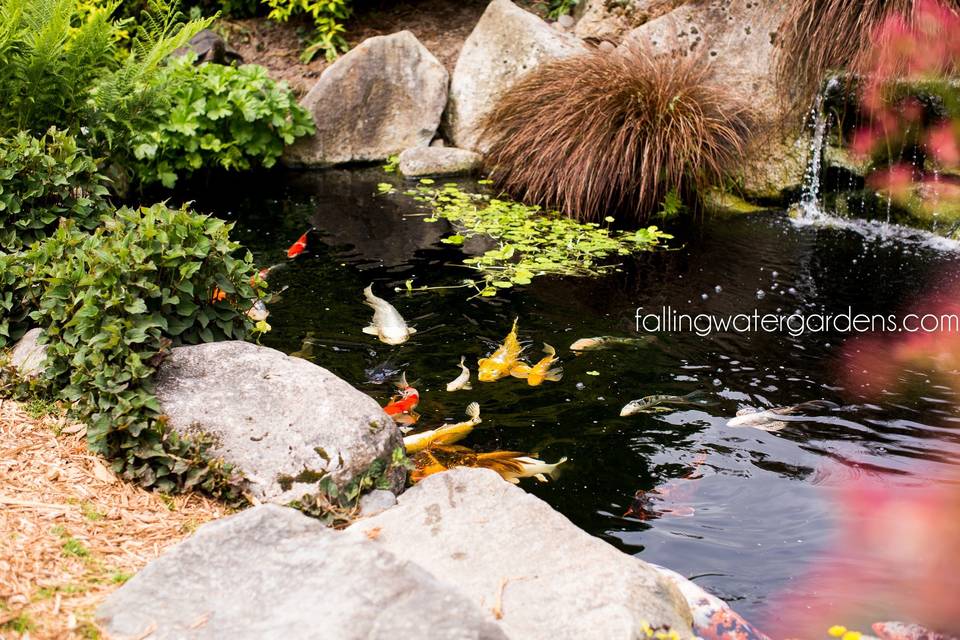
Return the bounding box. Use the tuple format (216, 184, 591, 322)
(480, 46, 757, 225)
(1, 204, 265, 498)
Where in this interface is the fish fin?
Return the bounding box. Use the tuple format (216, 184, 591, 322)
(408, 327, 417, 335)
(462, 382, 472, 390)
(542, 343, 555, 356)
(465, 402, 480, 421)
(396, 372, 409, 389)
(362, 326, 379, 335)
(544, 367, 564, 382)
(533, 473, 548, 483)
(506, 477, 521, 484)
(510, 363, 531, 378)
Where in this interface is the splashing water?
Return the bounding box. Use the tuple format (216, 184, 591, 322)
(796, 78, 839, 220)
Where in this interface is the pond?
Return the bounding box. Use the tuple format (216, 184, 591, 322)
(186, 167, 960, 633)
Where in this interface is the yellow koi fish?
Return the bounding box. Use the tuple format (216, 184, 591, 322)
(403, 403, 482, 453)
(478, 318, 525, 382)
(410, 444, 567, 485)
(510, 343, 563, 386)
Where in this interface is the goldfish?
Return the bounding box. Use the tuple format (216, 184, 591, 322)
(477, 318, 525, 382)
(445, 356, 472, 391)
(510, 343, 563, 386)
(620, 391, 713, 416)
(726, 400, 839, 432)
(362, 284, 417, 345)
(403, 403, 482, 453)
(286, 229, 311, 258)
(383, 373, 420, 426)
(570, 335, 656, 352)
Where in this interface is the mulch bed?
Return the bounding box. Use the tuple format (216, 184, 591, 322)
(0, 399, 230, 639)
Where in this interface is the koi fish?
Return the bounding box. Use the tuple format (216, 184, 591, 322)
(511, 343, 563, 386)
(570, 335, 656, 352)
(287, 229, 311, 258)
(651, 565, 771, 640)
(872, 622, 956, 640)
(383, 373, 420, 425)
(362, 284, 416, 345)
(620, 391, 713, 416)
(410, 444, 566, 484)
(478, 318, 525, 382)
(403, 403, 482, 454)
(446, 356, 472, 392)
(727, 400, 839, 432)
(246, 299, 269, 322)
(365, 359, 405, 385)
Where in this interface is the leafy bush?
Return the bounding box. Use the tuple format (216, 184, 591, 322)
(131, 55, 315, 187)
(0, 0, 211, 154)
(263, 0, 351, 62)
(0, 127, 111, 252)
(1, 203, 265, 496)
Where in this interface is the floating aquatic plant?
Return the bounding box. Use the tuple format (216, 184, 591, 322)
(395, 182, 671, 297)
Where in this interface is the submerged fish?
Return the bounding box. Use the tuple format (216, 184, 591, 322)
(511, 343, 563, 386)
(570, 335, 656, 352)
(873, 622, 956, 640)
(478, 318, 525, 382)
(445, 356, 472, 392)
(287, 229, 311, 258)
(362, 284, 417, 345)
(365, 359, 405, 385)
(620, 391, 713, 416)
(403, 403, 482, 453)
(727, 400, 839, 432)
(245, 299, 270, 322)
(493, 454, 567, 484)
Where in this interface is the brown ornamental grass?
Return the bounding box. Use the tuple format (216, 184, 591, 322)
(480, 46, 758, 225)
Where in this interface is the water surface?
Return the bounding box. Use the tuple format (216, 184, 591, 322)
(186, 168, 960, 631)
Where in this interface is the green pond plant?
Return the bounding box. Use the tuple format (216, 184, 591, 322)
(1, 203, 266, 500)
(390, 181, 672, 297)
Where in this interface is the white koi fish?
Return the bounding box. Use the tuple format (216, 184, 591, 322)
(362, 284, 416, 345)
(446, 356, 472, 392)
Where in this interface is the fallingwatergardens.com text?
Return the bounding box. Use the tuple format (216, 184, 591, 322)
(636, 306, 960, 338)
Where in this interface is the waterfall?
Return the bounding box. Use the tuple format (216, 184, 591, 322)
(796, 78, 839, 220)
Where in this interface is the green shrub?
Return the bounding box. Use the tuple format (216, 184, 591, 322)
(0, 0, 211, 155)
(2, 203, 265, 496)
(0, 127, 111, 252)
(131, 55, 315, 187)
(263, 0, 351, 62)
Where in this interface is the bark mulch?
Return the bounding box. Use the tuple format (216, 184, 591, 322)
(0, 399, 230, 639)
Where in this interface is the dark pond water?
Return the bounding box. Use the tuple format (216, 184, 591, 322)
(185, 168, 960, 632)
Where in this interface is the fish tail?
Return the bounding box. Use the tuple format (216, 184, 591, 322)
(542, 343, 555, 356)
(396, 372, 409, 389)
(363, 284, 378, 304)
(459, 355, 466, 367)
(544, 367, 564, 382)
(465, 402, 481, 422)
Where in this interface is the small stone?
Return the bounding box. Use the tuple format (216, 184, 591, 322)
(398, 147, 483, 177)
(556, 14, 575, 28)
(9, 328, 47, 379)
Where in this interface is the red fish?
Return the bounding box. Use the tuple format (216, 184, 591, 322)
(384, 387, 419, 416)
(287, 230, 310, 258)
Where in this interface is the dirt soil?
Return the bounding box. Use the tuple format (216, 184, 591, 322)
(219, 0, 553, 95)
(0, 399, 230, 639)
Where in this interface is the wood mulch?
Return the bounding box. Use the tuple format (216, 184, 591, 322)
(0, 399, 230, 639)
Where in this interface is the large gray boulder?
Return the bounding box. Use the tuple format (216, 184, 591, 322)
(7, 328, 47, 379)
(399, 146, 482, 177)
(346, 468, 694, 639)
(96, 505, 509, 640)
(283, 31, 449, 167)
(444, 0, 588, 152)
(154, 341, 404, 503)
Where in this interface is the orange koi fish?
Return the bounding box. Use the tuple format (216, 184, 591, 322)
(478, 318, 526, 382)
(383, 374, 420, 425)
(510, 343, 563, 386)
(286, 229, 311, 258)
